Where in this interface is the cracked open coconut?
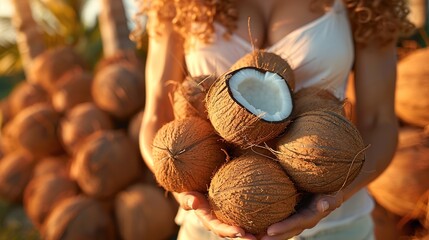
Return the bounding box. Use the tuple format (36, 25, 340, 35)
(206, 50, 295, 147)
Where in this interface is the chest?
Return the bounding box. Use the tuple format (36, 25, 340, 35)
(234, 0, 329, 48)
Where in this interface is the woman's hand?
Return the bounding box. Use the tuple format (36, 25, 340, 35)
(259, 192, 344, 240)
(175, 191, 258, 240)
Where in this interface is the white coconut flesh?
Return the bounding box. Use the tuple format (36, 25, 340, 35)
(228, 68, 293, 122)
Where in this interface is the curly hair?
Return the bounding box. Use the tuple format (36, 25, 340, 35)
(133, 0, 414, 47)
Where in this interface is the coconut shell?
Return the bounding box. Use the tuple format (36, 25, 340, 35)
(208, 153, 298, 235)
(28, 46, 87, 93)
(206, 50, 295, 147)
(60, 103, 113, 155)
(33, 155, 69, 178)
(52, 67, 93, 113)
(293, 87, 345, 117)
(229, 50, 295, 90)
(395, 48, 429, 127)
(152, 117, 226, 193)
(0, 99, 12, 128)
(173, 75, 216, 119)
(2, 103, 63, 157)
(71, 130, 142, 199)
(92, 62, 145, 120)
(7, 81, 49, 117)
(0, 151, 34, 203)
(127, 110, 144, 147)
(114, 183, 179, 240)
(275, 110, 366, 193)
(41, 195, 116, 240)
(95, 50, 142, 73)
(369, 126, 429, 224)
(24, 173, 79, 229)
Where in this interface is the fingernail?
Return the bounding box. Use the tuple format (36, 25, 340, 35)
(319, 200, 329, 212)
(187, 198, 193, 209)
(235, 233, 243, 237)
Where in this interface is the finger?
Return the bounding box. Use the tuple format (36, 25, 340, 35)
(194, 208, 246, 238)
(176, 191, 207, 210)
(266, 193, 344, 237)
(261, 229, 303, 240)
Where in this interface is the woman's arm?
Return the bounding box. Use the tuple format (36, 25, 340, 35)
(139, 23, 185, 172)
(344, 41, 399, 197)
(258, 41, 399, 240)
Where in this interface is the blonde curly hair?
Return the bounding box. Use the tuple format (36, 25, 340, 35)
(132, 0, 414, 47)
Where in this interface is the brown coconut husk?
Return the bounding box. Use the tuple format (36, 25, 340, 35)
(369, 126, 429, 228)
(24, 173, 79, 229)
(92, 57, 145, 120)
(172, 75, 216, 120)
(2, 103, 63, 157)
(28, 46, 87, 93)
(152, 117, 227, 193)
(41, 195, 116, 240)
(206, 50, 295, 147)
(33, 155, 70, 178)
(0, 151, 35, 203)
(70, 130, 142, 199)
(60, 103, 113, 155)
(95, 50, 142, 73)
(208, 153, 298, 235)
(114, 183, 179, 240)
(395, 48, 429, 127)
(6, 81, 49, 117)
(0, 99, 12, 128)
(229, 50, 295, 90)
(275, 110, 366, 193)
(292, 87, 345, 117)
(371, 201, 412, 240)
(52, 66, 93, 113)
(127, 109, 144, 147)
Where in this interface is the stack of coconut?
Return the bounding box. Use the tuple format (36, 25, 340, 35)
(152, 50, 367, 235)
(0, 46, 178, 240)
(367, 47, 429, 239)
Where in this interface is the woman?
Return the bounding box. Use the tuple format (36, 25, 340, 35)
(136, 0, 414, 239)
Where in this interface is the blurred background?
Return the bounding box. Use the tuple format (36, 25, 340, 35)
(0, 0, 428, 239)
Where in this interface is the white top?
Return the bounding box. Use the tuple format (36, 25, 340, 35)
(181, 0, 374, 237)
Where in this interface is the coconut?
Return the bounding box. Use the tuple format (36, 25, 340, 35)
(7, 81, 49, 117)
(127, 110, 144, 147)
(60, 103, 113, 155)
(0, 99, 12, 128)
(92, 60, 145, 120)
(152, 117, 227, 192)
(395, 48, 429, 127)
(369, 126, 429, 224)
(2, 103, 62, 157)
(114, 183, 179, 240)
(28, 46, 87, 93)
(71, 130, 142, 199)
(275, 110, 366, 193)
(173, 75, 216, 119)
(41, 195, 116, 240)
(33, 155, 69, 178)
(52, 67, 93, 113)
(293, 87, 345, 117)
(0, 151, 34, 203)
(206, 50, 295, 147)
(208, 153, 298, 235)
(24, 173, 79, 229)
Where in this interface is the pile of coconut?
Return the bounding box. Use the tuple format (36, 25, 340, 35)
(0, 46, 178, 240)
(366, 47, 429, 239)
(152, 50, 367, 235)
